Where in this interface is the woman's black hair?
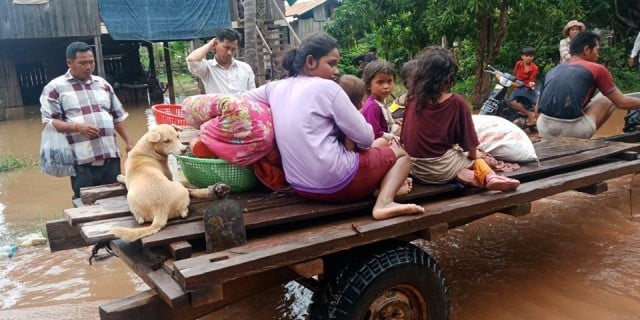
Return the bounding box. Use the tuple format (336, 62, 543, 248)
(279, 31, 338, 77)
(409, 46, 458, 111)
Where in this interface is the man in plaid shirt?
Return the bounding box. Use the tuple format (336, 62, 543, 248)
(40, 41, 135, 200)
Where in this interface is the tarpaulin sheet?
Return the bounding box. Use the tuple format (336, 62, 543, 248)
(99, 0, 231, 41)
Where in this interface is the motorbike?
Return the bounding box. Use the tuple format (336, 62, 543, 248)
(479, 65, 538, 130)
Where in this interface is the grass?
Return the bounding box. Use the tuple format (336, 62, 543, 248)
(158, 71, 200, 96)
(0, 153, 38, 172)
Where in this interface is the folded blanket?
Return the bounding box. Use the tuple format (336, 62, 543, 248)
(181, 94, 223, 127)
(200, 96, 274, 167)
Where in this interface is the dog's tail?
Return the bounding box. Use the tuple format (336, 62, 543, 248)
(111, 214, 168, 242)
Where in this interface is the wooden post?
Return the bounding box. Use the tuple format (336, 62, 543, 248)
(162, 41, 175, 104)
(244, 0, 259, 87)
(189, 39, 206, 94)
(94, 36, 106, 78)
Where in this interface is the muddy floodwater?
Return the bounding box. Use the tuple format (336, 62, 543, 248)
(1, 104, 640, 320)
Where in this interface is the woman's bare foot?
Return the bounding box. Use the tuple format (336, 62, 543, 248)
(372, 202, 424, 220)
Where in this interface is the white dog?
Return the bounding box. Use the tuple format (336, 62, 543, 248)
(112, 124, 190, 242)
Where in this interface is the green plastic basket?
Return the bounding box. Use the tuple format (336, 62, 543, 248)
(175, 154, 258, 192)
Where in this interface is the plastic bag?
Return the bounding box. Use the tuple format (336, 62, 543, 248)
(40, 121, 76, 177)
(472, 115, 538, 163)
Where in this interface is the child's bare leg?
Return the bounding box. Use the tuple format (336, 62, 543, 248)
(397, 177, 413, 196)
(374, 177, 412, 197)
(372, 143, 425, 220)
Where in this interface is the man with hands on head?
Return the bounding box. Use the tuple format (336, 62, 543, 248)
(186, 28, 256, 94)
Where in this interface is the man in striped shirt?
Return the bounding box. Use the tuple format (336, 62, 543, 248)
(40, 41, 135, 200)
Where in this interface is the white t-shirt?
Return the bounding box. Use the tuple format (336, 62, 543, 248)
(187, 58, 256, 94)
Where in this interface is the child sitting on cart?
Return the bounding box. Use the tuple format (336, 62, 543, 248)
(400, 46, 520, 192)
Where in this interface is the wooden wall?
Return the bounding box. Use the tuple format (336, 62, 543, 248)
(0, 0, 100, 40)
(0, 51, 22, 109)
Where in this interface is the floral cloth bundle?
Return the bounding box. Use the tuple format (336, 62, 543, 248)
(180, 94, 223, 128)
(199, 96, 274, 167)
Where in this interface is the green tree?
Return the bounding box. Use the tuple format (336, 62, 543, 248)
(325, 0, 640, 107)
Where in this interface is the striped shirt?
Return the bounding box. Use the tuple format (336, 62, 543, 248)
(40, 70, 129, 165)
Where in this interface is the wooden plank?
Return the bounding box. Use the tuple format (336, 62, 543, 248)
(95, 195, 128, 206)
(505, 142, 637, 179)
(64, 200, 131, 225)
(79, 217, 141, 243)
(80, 183, 127, 205)
(93, 141, 632, 249)
(575, 182, 608, 195)
(531, 137, 611, 161)
(99, 268, 300, 320)
(109, 239, 189, 308)
(168, 241, 192, 260)
(99, 290, 172, 320)
(139, 184, 458, 249)
(416, 223, 449, 241)
(79, 139, 638, 248)
(289, 258, 324, 278)
(619, 151, 639, 161)
(190, 286, 223, 308)
(79, 214, 203, 244)
(70, 190, 302, 232)
(173, 159, 640, 290)
(0, 0, 100, 39)
(500, 203, 532, 217)
(46, 219, 88, 252)
(131, 142, 634, 249)
(141, 222, 204, 249)
(74, 184, 456, 248)
(601, 131, 640, 144)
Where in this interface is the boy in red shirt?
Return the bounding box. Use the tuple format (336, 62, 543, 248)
(509, 46, 539, 125)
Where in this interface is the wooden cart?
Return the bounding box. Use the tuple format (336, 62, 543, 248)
(46, 135, 640, 320)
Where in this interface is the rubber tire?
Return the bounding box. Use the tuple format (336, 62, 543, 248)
(308, 243, 450, 320)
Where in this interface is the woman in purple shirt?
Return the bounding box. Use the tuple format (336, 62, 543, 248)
(243, 32, 423, 220)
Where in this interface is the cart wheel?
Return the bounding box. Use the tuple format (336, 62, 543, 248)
(308, 243, 449, 320)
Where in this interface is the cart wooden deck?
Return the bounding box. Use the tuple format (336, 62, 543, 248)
(46, 135, 640, 320)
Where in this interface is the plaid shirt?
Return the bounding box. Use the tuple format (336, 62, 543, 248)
(40, 70, 129, 165)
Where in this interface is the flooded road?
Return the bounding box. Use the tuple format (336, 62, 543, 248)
(1, 105, 640, 319)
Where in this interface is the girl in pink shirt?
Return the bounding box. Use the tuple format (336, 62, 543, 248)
(361, 60, 401, 142)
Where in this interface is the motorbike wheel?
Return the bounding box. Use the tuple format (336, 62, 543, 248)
(624, 109, 640, 133)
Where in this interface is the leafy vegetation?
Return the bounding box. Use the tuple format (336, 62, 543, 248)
(326, 0, 640, 107)
(0, 153, 37, 172)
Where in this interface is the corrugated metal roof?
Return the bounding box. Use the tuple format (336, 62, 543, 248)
(285, 0, 326, 17)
